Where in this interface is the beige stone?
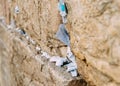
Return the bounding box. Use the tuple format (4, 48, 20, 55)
(0, 23, 87, 86)
(0, 0, 120, 86)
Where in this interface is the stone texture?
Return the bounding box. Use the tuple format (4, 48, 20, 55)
(0, 0, 120, 86)
(0, 23, 86, 86)
(67, 0, 120, 86)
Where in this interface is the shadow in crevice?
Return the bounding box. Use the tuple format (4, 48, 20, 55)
(68, 79, 88, 86)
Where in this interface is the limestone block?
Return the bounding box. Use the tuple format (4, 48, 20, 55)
(66, 0, 120, 86)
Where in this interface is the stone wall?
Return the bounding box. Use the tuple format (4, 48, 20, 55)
(0, 0, 120, 86)
(68, 0, 120, 86)
(0, 23, 87, 86)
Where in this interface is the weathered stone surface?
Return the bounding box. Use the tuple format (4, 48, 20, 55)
(0, 0, 120, 86)
(0, 24, 86, 86)
(67, 0, 120, 86)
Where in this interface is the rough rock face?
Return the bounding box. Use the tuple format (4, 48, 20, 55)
(0, 24, 87, 86)
(0, 0, 120, 86)
(68, 0, 120, 86)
